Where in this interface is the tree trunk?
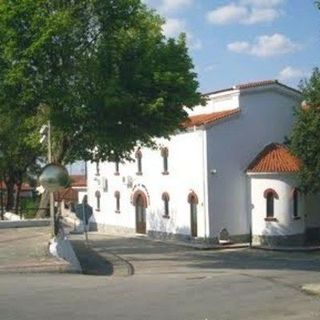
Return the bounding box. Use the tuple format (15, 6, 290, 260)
(5, 179, 15, 212)
(36, 189, 50, 218)
(15, 182, 22, 219)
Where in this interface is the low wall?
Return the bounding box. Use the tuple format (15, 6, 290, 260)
(49, 228, 82, 273)
(0, 219, 50, 229)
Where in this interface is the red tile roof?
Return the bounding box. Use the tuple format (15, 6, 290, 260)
(203, 79, 301, 96)
(54, 187, 78, 202)
(0, 181, 33, 191)
(183, 108, 240, 128)
(247, 143, 301, 173)
(70, 175, 86, 187)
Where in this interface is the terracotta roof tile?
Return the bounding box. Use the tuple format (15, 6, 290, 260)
(70, 175, 87, 187)
(183, 108, 240, 128)
(54, 187, 78, 202)
(247, 143, 301, 173)
(235, 80, 278, 90)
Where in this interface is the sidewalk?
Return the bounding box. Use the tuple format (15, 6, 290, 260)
(0, 227, 73, 273)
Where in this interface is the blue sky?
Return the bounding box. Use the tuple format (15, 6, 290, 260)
(143, 0, 320, 93)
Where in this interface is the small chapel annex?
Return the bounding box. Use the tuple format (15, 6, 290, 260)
(86, 80, 320, 247)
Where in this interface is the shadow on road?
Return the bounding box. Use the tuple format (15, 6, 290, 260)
(71, 240, 113, 276)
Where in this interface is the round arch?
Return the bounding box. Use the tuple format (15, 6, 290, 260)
(132, 190, 148, 208)
(187, 191, 199, 204)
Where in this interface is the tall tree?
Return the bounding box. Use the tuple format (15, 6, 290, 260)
(290, 68, 320, 193)
(0, 0, 202, 216)
(0, 110, 43, 213)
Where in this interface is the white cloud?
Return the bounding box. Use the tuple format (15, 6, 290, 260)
(187, 34, 202, 51)
(241, 0, 285, 8)
(160, 0, 193, 12)
(162, 18, 187, 38)
(243, 8, 280, 24)
(206, 4, 248, 25)
(227, 33, 299, 57)
(278, 66, 307, 81)
(206, 0, 285, 25)
(162, 18, 202, 51)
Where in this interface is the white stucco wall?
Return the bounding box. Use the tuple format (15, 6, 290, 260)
(87, 129, 208, 238)
(250, 174, 305, 237)
(206, 88, 301, 239)
(188, 91, 240, 116)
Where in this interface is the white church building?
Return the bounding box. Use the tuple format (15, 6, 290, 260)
(86, 80, 320, 247)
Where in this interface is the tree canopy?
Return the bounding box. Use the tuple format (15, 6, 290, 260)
(0, 0, 202, 165)
(290, 68, 320, 193)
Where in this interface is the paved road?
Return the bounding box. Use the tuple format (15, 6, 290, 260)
(2, 233, 320, 320)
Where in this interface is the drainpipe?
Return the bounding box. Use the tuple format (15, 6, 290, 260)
(202, 128, 209, 241)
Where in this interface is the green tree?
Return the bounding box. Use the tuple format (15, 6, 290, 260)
(0, 110, 43, 214)
(290, 68, 320, 193)
(0, 0, 202, 217)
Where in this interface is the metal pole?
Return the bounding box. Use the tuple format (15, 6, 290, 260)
(82, 202, 88, 244)
(48, 120, 55, 237)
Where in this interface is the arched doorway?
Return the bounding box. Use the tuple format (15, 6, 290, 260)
(188, 192, 198, 237)
(132, 191, 148, 234)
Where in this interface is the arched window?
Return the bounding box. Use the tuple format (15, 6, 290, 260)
(135, 148, 142, 175)
(95, 190, 101, 211)
(95, 162, 100, 176)
(114, 161, 120, 175)
(263, 189, 279, 220)
(114, 191, 120, 213)
(162, 192, 170, 218)
(188, 191, 198, 237)
(293, 188, 299, 218)
(161, 147, 169, 174)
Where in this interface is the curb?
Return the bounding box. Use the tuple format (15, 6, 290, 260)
(92, 247, 134, 276)
(0, 260, 78, 274)
(252, 245, 320, 252)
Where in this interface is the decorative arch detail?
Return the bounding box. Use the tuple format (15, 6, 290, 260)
(132, 190, 148, 208)
(161, 147, 169, 157)
(263, 188, 279, 199)
(135, 148, 142, 159)
(187, 191, 199, 204)
(161, 192, 170, 201)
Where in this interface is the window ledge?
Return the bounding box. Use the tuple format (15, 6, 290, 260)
(162, 171, 169, 175)
(293, 216, 301, 220)
(114, 172, 120, 176)
(115, 210, 121, 214)
(264, 217, 278, 222)
(95, 209, 100, 212)
(162, 215, 170, 219)
(136, 172, 143, 176)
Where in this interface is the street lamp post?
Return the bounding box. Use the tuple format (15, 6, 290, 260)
(39, 121, 69, 237)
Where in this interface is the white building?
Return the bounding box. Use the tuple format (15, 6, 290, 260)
(86, 80, 320, 246)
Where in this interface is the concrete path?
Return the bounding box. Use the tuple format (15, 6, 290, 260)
(0, 227, 71, 273)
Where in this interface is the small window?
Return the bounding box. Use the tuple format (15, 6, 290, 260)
(95, 190, 101, 211)
(161, 147, 169, 175)
(114, 191, 120, 213)
(102, 178, 108, 192)
(135, 148, 142, 175)
(95, 162, 100, 176)
(114, 161, 120, 176)
(263, 189, 279, 221)
(162, 192, 170, 218)
(293, 188, 299, 219)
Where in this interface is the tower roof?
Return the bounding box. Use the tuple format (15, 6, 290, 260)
(247, 143, 301, 173)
